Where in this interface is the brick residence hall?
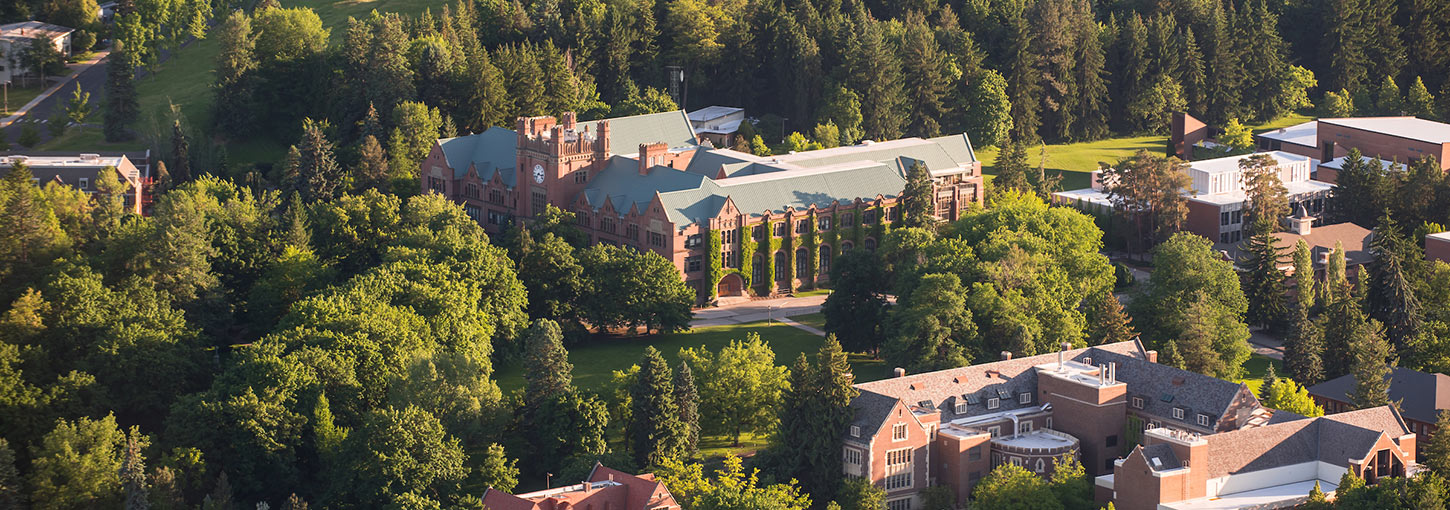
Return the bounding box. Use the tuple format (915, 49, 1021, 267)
(847, 340, 1418, 510)
(419, 110, 985, 304)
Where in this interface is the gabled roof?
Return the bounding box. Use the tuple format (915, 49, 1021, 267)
(580, 110, 699, 153)
(847, 341, 1260, 442)
(580, 157, 709, 224)
(437, 126, 517, 184)
(1199, 406, 1411, 479)
(1307, 367, 1450, 424)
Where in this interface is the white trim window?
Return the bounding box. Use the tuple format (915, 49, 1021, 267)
(1197, 414, 1211, 427)
(1035, 458, 1046, 473)
(1019, 392, 1031, 404)
(955, 402, 968, 414)
(893, 423, 908, 441)
(851, 425, 861, 437)
(885, 447, 914, 491)
(987, 398, 1000, 410)
(988, 426, 1000, 438)
(1132, 396, 1144, 409)
(1019, 421, 1033, 434)
(887, 498, 913, 510)
(1172, 407, 1185, 420)
(79, 177, 89, 189)
(843, 447, 863, 476)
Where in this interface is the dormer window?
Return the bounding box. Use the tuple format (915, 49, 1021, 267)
(1019, 392, 1031, 405)
(1197, 414, 1211, 427)
(955, 402, 968, 414)
(850, 425, 860, 437)
(1131, 396, 1144, 409)
(987, 398, 999, 410)
(1172, 407, 1185, 420)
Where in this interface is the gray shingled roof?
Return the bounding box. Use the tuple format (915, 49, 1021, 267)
(1089, 349, 1254, 430)
(437, 126, 518, 185)
(846, 341, 1260, 443)
(580, 157, 708, 221)
(1307, 367, 1450, 424)
(848, 342, 1150, 437)
(1139, 443, 1182, 471)
(1201, 406, 1409, 479)
(579, 110, 699, 153)
(929, 133, 979, 166)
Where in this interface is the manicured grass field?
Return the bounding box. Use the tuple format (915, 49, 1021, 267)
(786, 311, 826, 331)
(38, 126, 147, 151)
(2, 84, 47, 116)
(1237, 353, 1284, 395)
(976, 134, 1170, 191)
(493, 320, 890, 395)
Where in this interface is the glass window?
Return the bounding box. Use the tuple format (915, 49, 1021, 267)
(818, 216, 832, 230)
(987, 398, 999, 410)
(819, 248, 832, 275)
(892, 423, 908, 441)
(685, 256, 702, 272)
(1019, 392, 1031, 404)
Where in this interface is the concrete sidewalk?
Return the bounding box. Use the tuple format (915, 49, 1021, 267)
(0, 50, 110, 129)
(1248, 328, 1285, 360)
(691, 294, 829, 327)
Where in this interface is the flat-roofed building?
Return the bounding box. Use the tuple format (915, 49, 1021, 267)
(1254, 120, 1319, 160)
(1315, 116, 1450, 182)
(2, 153, 146, 214)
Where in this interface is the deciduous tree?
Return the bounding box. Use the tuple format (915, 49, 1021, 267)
(680, 334, 788, 446)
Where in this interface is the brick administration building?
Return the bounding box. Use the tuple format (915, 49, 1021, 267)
(420, 110, 984, 303)
(844, 340, 1418, 510)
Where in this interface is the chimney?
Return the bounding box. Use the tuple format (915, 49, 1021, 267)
(639, 142, 667, 175)
(1000, 351, 1013, 361)
(893, 367, 906, 378)
(1146, 350, 1159, 363)
(1109, 362, 1117, 383)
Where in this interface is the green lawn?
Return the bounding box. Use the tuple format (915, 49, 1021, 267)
(792, 288, 832, 297)
(977, 134, 1170, 191)
(786, 311, 826, 331)
(38, 126, 147, 151)
(494, 320, 890, 395)
(127, 0, 444, 168)
(1237, 353, 1284, 395)
(3, 85, 47, 115)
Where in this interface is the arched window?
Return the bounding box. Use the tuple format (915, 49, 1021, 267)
(842, 241, 854, 251)
(774, 252, 788, 280)
(864, 238, 877, 252)
(795, 248, 809, 277)
(1035, 458, 1045, 473)
(819, 246, 832, 275)
(752, 254, 766, 284)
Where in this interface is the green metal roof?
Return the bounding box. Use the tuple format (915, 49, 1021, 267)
(437, 126, 518, 186)
(579, 110, 700, 154)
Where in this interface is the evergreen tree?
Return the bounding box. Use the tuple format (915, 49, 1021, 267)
(883, 273, 975, 374)
(475, 444, 519, 493)
(1179, 28, 1207, 117)
(1408, 77, 1438, 118)
(293, 120, 345, 202)
(1072, 0, 1110, 140)
(1204, 3, 1243, 123)
(1241, 219, 1288, 329)
(0, 439, 21, 510)
(900, 12, 947, 138)
(1162, 339, 1186, 370)
(993, 140, 1033, 196)
(105, 39, 140, 141)
(169, 118, 191, 185)
(850, 12, 905, 140)
(809, 336, 858, 497)
(213, 10, 257, 134)
(1349, 317, 1394, 409)
(899, 162, 935, 230)
(354, 135, 389, 192)
(626, 346, 685, 469)
(1259, 362, 1278, 401)
(121, 433, 149, 510)
(1366, 214, 1423, 353)
(1284, 306, 1326, 385)
(674, 362, 700, 459)
(1292, 240, 1316, 312)
(1004, 3, 1042, 142)
(1086, 291, 1136, 346)
(1238, 0, 1291, 120)
(1372, 75, 1403, 115)
(774, 352, 817, 489)
(523, 319, 573, 406)
(1323, 0, 1371, 92)
(822, 250, 889, 354)
(1425, 410, 1450, 476)
(1030, 0, 1079, 142)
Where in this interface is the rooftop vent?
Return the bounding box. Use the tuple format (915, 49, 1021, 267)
(80, 153, 101, 162)
(894, 367, 906, 378)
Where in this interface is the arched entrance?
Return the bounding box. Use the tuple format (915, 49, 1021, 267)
(717, 272, 745, 297)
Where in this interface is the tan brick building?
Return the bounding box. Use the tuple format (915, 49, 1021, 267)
(421, 110, 984, 304)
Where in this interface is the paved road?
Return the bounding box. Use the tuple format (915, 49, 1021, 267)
(691, 294, 830, 328)
(2, 51, 111, 145)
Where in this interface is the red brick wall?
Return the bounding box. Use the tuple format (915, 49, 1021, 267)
(1428, 235, 1450, 264)
(1186, 200, 1223, 242)
(1317, 122, 1450, 171)
(868, 402, 932, 503)
(1038, 373, 1128, 476)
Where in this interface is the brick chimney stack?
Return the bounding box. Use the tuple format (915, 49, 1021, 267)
(639, 142, 667, 175)
(1001, 351, 1013, 361)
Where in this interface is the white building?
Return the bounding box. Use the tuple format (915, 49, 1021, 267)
(0, 21, 74, 86)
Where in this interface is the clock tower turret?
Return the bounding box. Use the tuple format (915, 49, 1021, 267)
(515, 112, 612, 219)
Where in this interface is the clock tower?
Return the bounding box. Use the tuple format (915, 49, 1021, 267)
(515, 112, 612, 220)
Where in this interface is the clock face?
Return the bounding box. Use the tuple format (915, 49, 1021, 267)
(533, 164, 546, 184)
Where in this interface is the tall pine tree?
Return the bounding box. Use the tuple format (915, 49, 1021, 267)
(673, 362, 700, 459)
(104, 39, 140, 141)
(1349, 317, 1395, 409)
(626, 346, 686, 469)
(900, 12, 948, 138)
